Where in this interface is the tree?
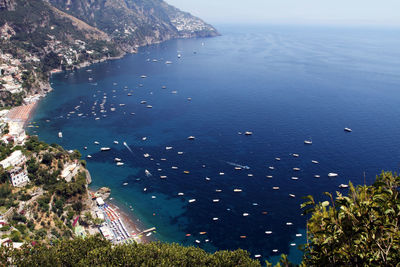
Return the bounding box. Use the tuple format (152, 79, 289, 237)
(301, 171, 400, 266)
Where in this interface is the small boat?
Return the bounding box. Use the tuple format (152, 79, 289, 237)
(233, 189, 242, 192)
(219, 172, 225, 176)
(166, 146, 173, 150)
(140, 75, 147, 78)
(314, 175, 321, 178)
(292, 153, 299, 157)
(94, 141, 100, 145)
(116, 162, 124, 166)
(140, 101, 147, 104)
(311, 160, 319, 164)
(178, 192, 184, 196)
(177, 54, 181, 58)
(127, 93, 132, 96)
(143, 154, 150, 158)
(165, 61, 172, 64)
(187, 136, 195, 140)
(293, 168, 300, 171)
(235, 167, 242, 170)
(177, 152, 184, 155)
(269, 166, 275, 170)
(243, 213, 249, 217)
(213, 217, 219, 221)
(145, 170, 152, 177)
(290, 243, 296, 247)
(58, 132, 63, 138)
(146, 105, 153, 108)
(101, 147, 111, 151)
(254, 255, 261, 258)
(272, 249, 279, 253)
(272, 187, 280, 190)
(142, 137, 147, 141)
(275, 157, 281, 161)
(339, 184, 349, 188)
(171, 166, 178, 169)
(328, 173, 338, 177)
(212, 199, 220, 203)
(247, 174, 253, 177)
(296, 234, 302, 237)
(188, 199, 196, 203)
(344, 128, 352, 132)
(114, 141, 119, 144)
(119, 104, 126, 107)
(244, 131, 253, 135)
(286, 222, 293, 226)
(183, 171, 190, 174)
(199, 232, 207, 235)
(215, 189, 222, 192)
(195, 240, 200, 244)
(291, 177, 299, 180)
(304, 140, 312, 145)
(289, 194, 296, 198)
(265, 231, 273, 235)
(87, 155, 92, 158)
(123, 182, 128, 186)
(160, 176, 167, 179)
(187, 97, 192, 101)
(84, 147, 87, 150)
(266, 175, 273, 179)
(161, 85, 167, 89)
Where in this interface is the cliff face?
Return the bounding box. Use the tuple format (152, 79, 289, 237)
(48, 0, 219, 52)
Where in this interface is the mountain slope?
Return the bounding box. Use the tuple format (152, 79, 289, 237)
(0, 0, 218, 107)
(48, 0, 219, 52)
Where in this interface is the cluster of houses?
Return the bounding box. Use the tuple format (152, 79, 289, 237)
(0, 53, 25, 95)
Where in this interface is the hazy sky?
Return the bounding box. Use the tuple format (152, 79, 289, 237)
(167, 0, 400, 26)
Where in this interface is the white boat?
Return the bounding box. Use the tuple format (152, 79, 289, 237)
(114, 158, 122, 162)
(177, 152, 184, 155)
(123, 182, 128, 186)
(339, 184, 349, 188)
(140, 75, 147, 78)
(215, 189, 222, 192)
(84, 147, 87, 150)
(166, 147, 173, 150)
(142, 137, 147, 141)
(291, 177, 299, 180)
(145, 170, 152, 177)
(314, 175, 321, 178)
(272, 187, 280, 190)
(328, 173, 339, 177)
(265, 231, 273, 235)
(293, 168, 300, 171)
(296, 234, 302, 237)
(269, 166, 275, 170)
(266, 175, 273, 179)
(165, 61, 172, 64)
(304, 140, 312, 145)
(94, 141, 100, 145)
(187, 136, 195, 140)
(275, 157, 281, 161)
(219, 172, 225, 176)
(244, 131, 253, 135)
(171, 166, 178, 169)
(177, 54, 181, 58)
(116, 162, 124, 166)
(160, 176, 167, 179)
(188, 199, 196, 203)
(146, 105, 153, 108)
(87, 155, 92, 158)
(311, 160, 319, 164)
(101, 147, 111, 151)
(289, 194, 296, 198)
(213, 217, 219, 221)
(344, 128, 352, 132)
(143, 154, 150, 158)
(58, 132, 63, 138)
(140, 101, 147, 104)
(114, 141, 119, 144)
(213, 199, 220, 203)
(119, 104, 125, 106)
(286, 222, 293, 226)
(233, 189, 242, 192)
(243, 213, 249, 217)
(292, 153, 299, 157)
(178, 192, 184, 196)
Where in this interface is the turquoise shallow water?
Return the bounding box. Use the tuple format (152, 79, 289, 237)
(29, 25, 400, 263)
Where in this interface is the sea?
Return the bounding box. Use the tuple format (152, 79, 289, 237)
(28, 24, 400, 264)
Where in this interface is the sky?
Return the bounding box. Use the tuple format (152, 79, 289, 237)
(166, 0, 400, 26)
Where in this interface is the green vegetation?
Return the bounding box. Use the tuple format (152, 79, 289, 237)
(0, 235, 260, 266)
(300, 171, 400, 266)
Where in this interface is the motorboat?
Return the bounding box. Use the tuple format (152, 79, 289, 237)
(58, 132, 63, 138)
(187, 136, 195, 140)
(344, 128, 352, 132)
(328, 173, 339, 177)
(100, 147, 111, 151)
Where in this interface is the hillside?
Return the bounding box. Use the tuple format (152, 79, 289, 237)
(0, 0, 219, 107)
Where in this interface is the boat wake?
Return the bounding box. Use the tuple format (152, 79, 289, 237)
(123, 141, 133, 154)
(226, 161, 251, 170)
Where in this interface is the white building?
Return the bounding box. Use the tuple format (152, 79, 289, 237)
(0, 150, 26, 169)
(61, 162, 79, 182)
(9, 167, 29, 187)
(99, 225, 113, 241)
(96, 197, 105, 206)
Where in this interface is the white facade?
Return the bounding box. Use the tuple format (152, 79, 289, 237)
(0, 150, 26, 169)
(10, 167, 29, 187)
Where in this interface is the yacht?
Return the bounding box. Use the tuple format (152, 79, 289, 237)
(58, 132, 63, 138)
(116, 162, 124, 166)
(140, 75, 147, 78)
(146, 105, 153, 108)
(165, 61, 172, 64)
(292, 153, 299, 157)
(311, 160, 319, 164)
(94, 141, 100, 145)
(328, 173, 339, 177)
(101, 147, 111, 151)
(145, 170, 152, 177)
(304, 140, 312, 145)
(160, 176, 167, 179)
(233, 189, 242, 192)
(314, 175, 321, 178)
(140, 101, 147, 104)
(293, 168, 300, 171)
(344, 128, 352, 132)
(187, 136, 195, 140)
(166, 147, 173, 150)
(289, 194, 296, 198)
(339, 184, 349, 188)
(244, 131, 253, 135)
(113, 141, 119, 144)
(188, 199, 196, 203)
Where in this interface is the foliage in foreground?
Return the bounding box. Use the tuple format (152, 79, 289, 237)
(301, 171, 400, 266)
(0, 235, 261, 267)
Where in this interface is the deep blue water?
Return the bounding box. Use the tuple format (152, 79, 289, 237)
(29, 25, 400, 263)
